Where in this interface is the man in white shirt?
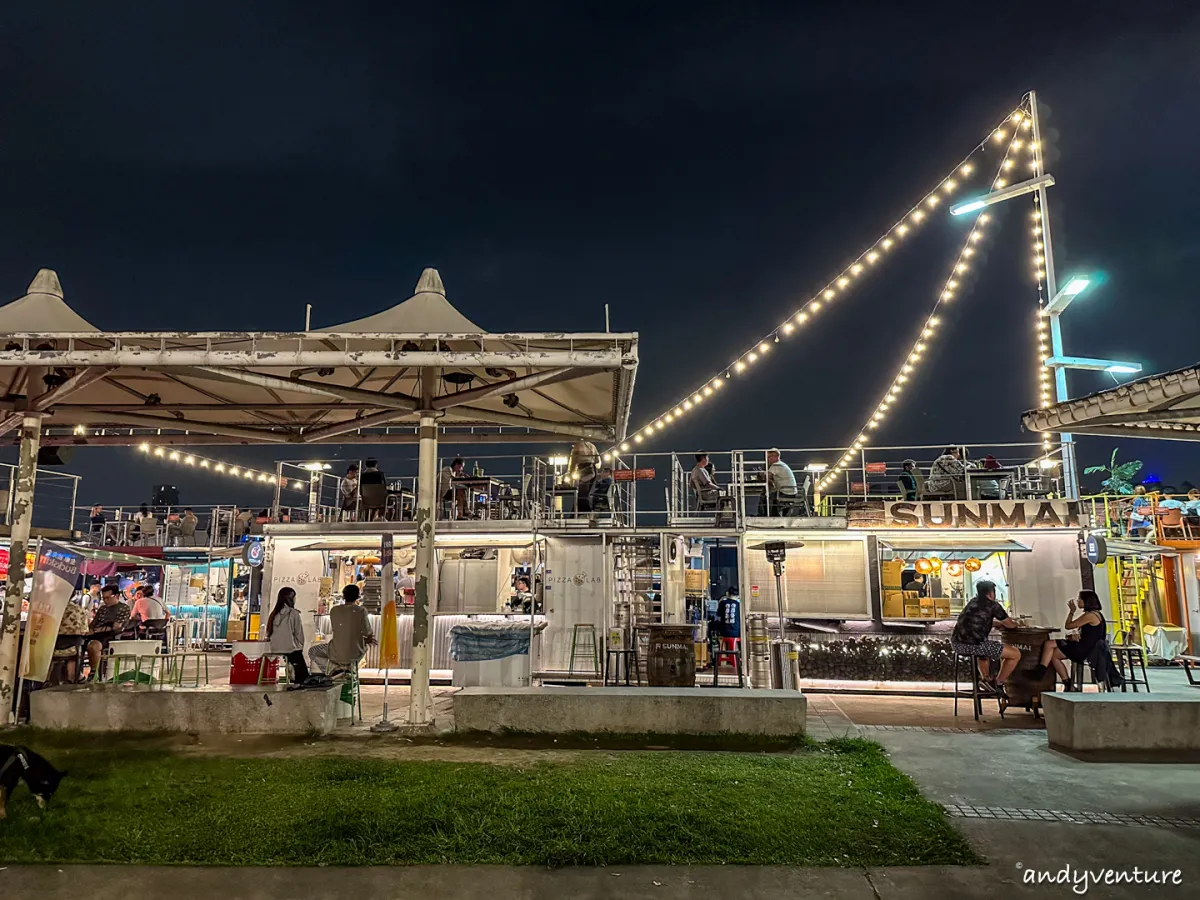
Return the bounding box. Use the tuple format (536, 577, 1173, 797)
(766, 449, 798, 516)
(438, 458, 466, 519)
(690, 453, 721, 510)
(130, 585, 169, 632)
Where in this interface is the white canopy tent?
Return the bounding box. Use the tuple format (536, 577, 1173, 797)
(0, 267, 639, 724)
(1023, 364, 1200, 442)
(0, 267, 637, 446)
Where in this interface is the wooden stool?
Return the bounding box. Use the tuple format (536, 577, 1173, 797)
(605, 647, 640, 685)
(1111, 643, 1150, 692)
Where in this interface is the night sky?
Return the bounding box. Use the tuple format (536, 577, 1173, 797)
(2, 2, 1198, 506)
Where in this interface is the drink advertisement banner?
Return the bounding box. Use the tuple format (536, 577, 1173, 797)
(21, 541, 84, 682)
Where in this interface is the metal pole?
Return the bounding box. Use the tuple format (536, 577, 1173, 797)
(409, 411, 438, 726)
(1029, 90, 1078, 499)
(0, 414, 43, 721)
(272, 462, 283, 521)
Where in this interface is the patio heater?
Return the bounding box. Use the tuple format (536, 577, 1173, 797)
(754, 541, 803, 691)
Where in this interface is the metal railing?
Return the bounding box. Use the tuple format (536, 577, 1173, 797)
(3, 463, 81, 533)
(71, 503, 258, 548)
(74, 442, 1071, 539)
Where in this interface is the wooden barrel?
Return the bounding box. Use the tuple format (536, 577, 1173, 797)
(1001, 626, 1057, 709)
(646, 625, 697, 687)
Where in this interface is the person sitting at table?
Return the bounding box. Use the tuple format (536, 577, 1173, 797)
(1033, 590, 1105, 692)
(52, 596, 92, 683)
(690, 453, 721, 510)
(897, 459, 921, 501)
(266, 586, 310, 684)
(950, 579, 1021, 707)
(132, 503, 157, 545)
(340, 463, 360, 521)
(1129, 485, 1154, 539)
(359, 458, 388, 521)
(88, 504, 106, 543)
(925, 446, 966, 501)
(84, 584, 132, 680)
(308, 584, 376, 675)
(766, 449, 798, 516)
(130, 585, 170, 636)
(590, 466, 615, 514)
(438, 458, 467, 519)
(976, 455, 1003, 500)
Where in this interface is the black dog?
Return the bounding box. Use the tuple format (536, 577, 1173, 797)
(0, 745, 67, 819)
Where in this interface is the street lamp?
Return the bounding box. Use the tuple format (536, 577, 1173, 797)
(1044, 356, 1142, 374)
(1041, 275, 1091, 315)
(949, 174, 1056, 216)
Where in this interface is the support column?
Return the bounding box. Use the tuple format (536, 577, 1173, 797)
(0, 414, 43, 722)
(408, 412, 438, 726)
(1029, 89, 1079, 499)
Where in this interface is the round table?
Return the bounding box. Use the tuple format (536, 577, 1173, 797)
(1001, 626, 1059, 714)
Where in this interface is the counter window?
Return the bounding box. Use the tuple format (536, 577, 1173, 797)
(878, 536, 1031, 621)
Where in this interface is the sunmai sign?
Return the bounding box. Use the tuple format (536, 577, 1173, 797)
(869, 500, 1086, 529)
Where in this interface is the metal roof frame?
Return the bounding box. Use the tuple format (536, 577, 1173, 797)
(1022, 363, 1200, 441)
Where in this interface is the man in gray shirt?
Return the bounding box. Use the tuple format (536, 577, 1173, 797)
(308, 584, 377, 674)
(766, 448, 798, 516)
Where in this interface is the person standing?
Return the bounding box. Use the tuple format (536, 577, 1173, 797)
(308, 584, 376, 674)
(266, 586, 310, 683)
(569, 439, 600, 515)
(766, 449, 798, 516)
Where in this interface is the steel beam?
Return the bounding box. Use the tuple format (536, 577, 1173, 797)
(189, 367, 419, 411)
(0, 414, 42, 720)
(0, 349, 631, 369)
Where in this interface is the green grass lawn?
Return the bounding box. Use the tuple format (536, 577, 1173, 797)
(0, 736, 976, 867)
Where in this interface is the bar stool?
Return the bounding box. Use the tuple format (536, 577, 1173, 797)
(952, 651, 1004, 721)
(568, 624, 600, 678)
(1111, 641, 1150, 692)
(710, 634, 744, 688)
(604, 646, 640, 685)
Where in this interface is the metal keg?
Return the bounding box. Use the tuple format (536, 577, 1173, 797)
(769, 640, 802, 691)
(747, 614, 772, 688)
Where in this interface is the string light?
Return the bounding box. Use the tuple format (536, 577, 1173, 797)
(135, 445, 303, 490)
(614, 103, 1033, 449)
(819, 108, 1027, 492)
(1028, 113, 1056, 453)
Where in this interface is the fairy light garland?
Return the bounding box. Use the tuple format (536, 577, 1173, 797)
(135, 443, 307, 491)
(616, 105, 1037, 454)
(817, 107, 1029, 493)
(1026, 112, 1056, 454)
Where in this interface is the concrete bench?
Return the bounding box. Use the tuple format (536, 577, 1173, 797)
(1042, 692, 1200, 752)
(30, 684, 341, 734)
(453, 686, 807, 737)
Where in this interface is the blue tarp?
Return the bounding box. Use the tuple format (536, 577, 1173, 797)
(449, 621, 545, 662)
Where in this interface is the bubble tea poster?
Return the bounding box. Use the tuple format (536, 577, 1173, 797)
(21, 541, 83, 682)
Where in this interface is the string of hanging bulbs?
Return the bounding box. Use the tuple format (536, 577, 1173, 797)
(611, 101, 1039, 454)
(136, 443, 308, 491)
(1028, 131, 1056, 454)
(816, 105, 1031, 493)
